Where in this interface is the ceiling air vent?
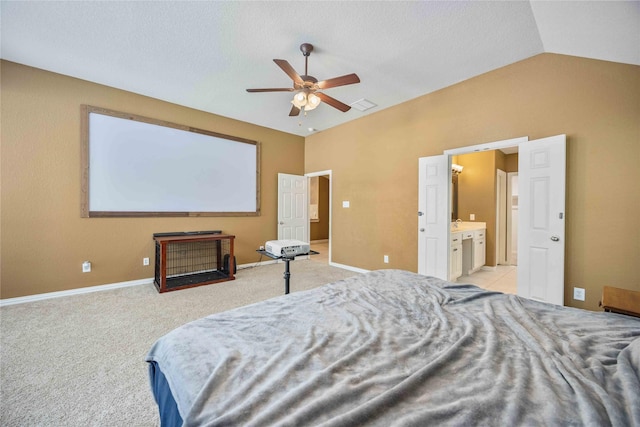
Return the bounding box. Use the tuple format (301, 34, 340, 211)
(350, 98, 377, 112)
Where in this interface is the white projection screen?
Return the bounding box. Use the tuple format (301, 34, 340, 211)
(81, 106, 260, 217)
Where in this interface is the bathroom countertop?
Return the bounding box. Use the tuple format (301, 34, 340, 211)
(450, 221, 486, 233)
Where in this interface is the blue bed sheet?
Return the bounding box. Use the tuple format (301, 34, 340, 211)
(148, 361, 183, 427)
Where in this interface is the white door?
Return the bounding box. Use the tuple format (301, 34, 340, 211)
(418, 155, 449, 279)
(517, 135, 566, 305)
(278, 173, 308, 241)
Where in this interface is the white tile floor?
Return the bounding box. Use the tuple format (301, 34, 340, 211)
(455, 265, 517, 294)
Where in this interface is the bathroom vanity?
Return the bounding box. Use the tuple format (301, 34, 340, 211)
(450, 222, 486, 281)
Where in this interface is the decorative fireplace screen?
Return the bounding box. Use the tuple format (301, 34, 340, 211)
(153, 232, 235, 293)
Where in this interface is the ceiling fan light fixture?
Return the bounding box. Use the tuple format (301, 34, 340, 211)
(305, 93, 321, 111)
(292, 92, 307, 108)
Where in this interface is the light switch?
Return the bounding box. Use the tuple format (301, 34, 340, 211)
(342, 201, 350, 208)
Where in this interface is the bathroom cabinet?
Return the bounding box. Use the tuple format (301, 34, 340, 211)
(450, 222, 486, 280)
(472, 229, 486, 270)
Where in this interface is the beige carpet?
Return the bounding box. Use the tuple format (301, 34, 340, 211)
(0, 260, 359, 426)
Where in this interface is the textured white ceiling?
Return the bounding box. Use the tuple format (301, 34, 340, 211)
(1, 1, 638, 137)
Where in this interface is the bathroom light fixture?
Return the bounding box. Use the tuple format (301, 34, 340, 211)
(452, 164, 464, 174)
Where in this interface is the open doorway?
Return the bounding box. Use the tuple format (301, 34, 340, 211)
(450, 148, 518, 294)
(306, 171, 331, 264)
(419, 135, 566, 306)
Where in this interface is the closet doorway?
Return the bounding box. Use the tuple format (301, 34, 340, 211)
(306, 170, 332, 264)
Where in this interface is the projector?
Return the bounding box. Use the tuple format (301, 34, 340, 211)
(265, 239, 310, 258)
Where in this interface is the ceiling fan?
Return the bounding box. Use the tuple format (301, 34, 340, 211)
(246, 43, 360, 117)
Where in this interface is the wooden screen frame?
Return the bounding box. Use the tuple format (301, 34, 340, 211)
(81, 105, 261, 218)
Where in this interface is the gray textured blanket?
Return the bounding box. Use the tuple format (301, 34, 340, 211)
(146, 270, 640, 426)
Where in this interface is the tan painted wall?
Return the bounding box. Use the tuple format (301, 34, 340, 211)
(305, 53, 640, 311)
(457, 150, 497, 266)
(1, 60, 305, 299)
(505, 153, 518, 173)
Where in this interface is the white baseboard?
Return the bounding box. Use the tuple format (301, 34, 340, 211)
(310, 239, 329, 244)
(481, 265, 497, 271)
(329, 261, 370, 274)
(0, 260, 280, 307)
(237, 259, 279, 269)
(0, 277, 154, 307)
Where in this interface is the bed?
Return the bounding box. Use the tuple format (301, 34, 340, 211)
(146, 269, 640, 426)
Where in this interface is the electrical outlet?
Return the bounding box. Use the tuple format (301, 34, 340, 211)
(573, 287, 585, 301)
(384, 255, 389, 263)
(470, 214, 475, 220)
(82, 261, 91, 273)
(259, 245, 265, 250)
(143, 257, 150, 266)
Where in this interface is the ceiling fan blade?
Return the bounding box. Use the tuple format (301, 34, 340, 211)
(316, 73, 360, 90)
(289, 105, 301, 117)
(274, 59, 303, 84)
(315, 92, 351, 112)
(246, 88, 295, 93)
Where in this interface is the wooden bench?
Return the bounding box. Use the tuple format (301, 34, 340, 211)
(601, 286, 640, 318)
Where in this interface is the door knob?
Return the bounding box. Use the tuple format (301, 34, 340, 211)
(419, 228, 425, 232)
(418, 211, 424, 216)
(279, 221, 284, 225)
(550, 236, 560, 242)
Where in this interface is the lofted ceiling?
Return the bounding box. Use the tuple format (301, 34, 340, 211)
(1, 1, 638, 137)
